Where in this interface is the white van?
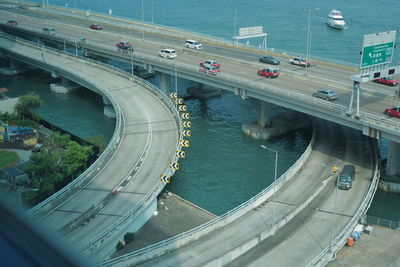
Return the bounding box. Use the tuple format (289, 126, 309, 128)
(185, 40, 202, 49)
(42, 27, 56, 35)
(159, 49, 177, 59)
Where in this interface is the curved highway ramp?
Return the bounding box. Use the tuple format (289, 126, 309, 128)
(102, 121, 378, 266)
(0, 33, 180, 262)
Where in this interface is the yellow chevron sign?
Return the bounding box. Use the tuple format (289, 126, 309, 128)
(170, 161, 179, 170)
(178, 105, 187, 111)
(181, 121, 191, 128)
(180, 140, 190, 147)
(169, 92, 177, 99)
(180, 113, 190, 119)
(174, 98, 184, 105)
(182, 130, 191, 137)
(176, 150, 186, 158)
(160, 174, 170, 183)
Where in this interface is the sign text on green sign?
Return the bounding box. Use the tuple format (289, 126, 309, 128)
(361, 42, 394, 68)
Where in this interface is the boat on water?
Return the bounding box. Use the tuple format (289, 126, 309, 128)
(326, 9, 346, 29)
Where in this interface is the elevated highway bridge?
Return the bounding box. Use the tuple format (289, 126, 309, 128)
(0, 2, 397, 266)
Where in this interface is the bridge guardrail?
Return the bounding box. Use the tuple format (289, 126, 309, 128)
(3, 17, 399, 134)
(27, 2, 359, 68)
(0, 34, 181, 220)
(361, 215, 400, 229)
(306, 138, 380, 267)
(2, 29, 394, 263)
(98, 124, 317, 266)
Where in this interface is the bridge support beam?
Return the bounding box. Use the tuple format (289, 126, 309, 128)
(159, 72, 171, 94)
(102, 95, 115, 118)
(0, 59, 28, 75)
(187, 83, 221, 98)
(386, 141, 400, 176)
(50, 77, 81, 94)
(243, 107, 310, 140)
(258, 101, 271, 128)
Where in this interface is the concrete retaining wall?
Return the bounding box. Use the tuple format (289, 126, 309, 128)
(378, 180, 400, 193)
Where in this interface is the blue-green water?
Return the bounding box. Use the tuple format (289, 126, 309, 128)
(2, 0, 400, 219)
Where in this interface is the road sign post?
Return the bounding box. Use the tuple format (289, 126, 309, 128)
(349, 31, 398, 118)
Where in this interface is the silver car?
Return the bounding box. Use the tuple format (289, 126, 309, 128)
(312, 89, 338, 101)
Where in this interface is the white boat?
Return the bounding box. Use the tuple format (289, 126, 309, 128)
(326, 9, 346, 29)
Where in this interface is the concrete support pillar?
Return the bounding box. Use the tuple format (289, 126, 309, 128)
(61, 77, 71, 86)
(0, 59, 26, 75)
(51, 70, 60, 78)
(257, 101, 271, 128)
(9, 59, 20, 70)
(159, 72, 171, 94)
(386, 141, 400, 176)
(50, 77, 80, 94)
(102, 95, 111, 105)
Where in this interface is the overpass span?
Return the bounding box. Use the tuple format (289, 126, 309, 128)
(102, 121, 378, 266)
(1, 6, 399, 142)
(0, 33, 180, 260)
(0, 3, 391, 265)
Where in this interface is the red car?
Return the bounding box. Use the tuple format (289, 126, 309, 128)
(200, 60, 220, 69)
(384, 106, 400, 118)
(116, 41, 133, 50)
(257, 67, 280, 78)
(373, 77, 399, 86)
(89, 23, 103, 30)
(199, 65, 220, 75)
(6, 20, 18, 26)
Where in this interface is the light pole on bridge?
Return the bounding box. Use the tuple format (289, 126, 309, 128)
(261, 145, 279, 227)
(305, 7, 319, 75)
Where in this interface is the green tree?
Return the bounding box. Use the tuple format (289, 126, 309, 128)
(14, 93, 43, 119)
(85, 135, 105, 155)
(61, 141, 93, 177)
(24, 132, 93, 202)
(124, 232, 135, 244)
(116, 241, 124, 251)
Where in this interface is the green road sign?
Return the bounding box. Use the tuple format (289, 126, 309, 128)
(361, 42, 394, 68)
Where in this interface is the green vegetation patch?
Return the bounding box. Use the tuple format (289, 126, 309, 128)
(0, 150, 19, 168)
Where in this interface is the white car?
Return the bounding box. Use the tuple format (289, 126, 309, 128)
(159, 49, 177, 59)
(185, 39, 202, 49)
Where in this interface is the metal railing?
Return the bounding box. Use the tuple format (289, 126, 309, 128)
(2, 28, 397, 265)
(25, 1, 360, 68)
(0, 34, 181, 222)
(361, 215, 400, 229)
(306, 138, 380, 266)
(99, 125, 317, 266)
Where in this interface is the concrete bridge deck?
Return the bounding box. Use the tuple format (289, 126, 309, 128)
(103, 121, 377, 266)
(0, 33, 180, 261)
(0, 3, 385, 265)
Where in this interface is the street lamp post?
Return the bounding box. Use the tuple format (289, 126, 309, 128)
(261, 145, 278, 227)
(141, 0, 145, 40)
(305, 7, 319, 75)
(329, 169, 339, 253)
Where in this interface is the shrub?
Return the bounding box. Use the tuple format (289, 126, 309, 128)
(124, 232, 135, 244)
(116, 241, 124, 251)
